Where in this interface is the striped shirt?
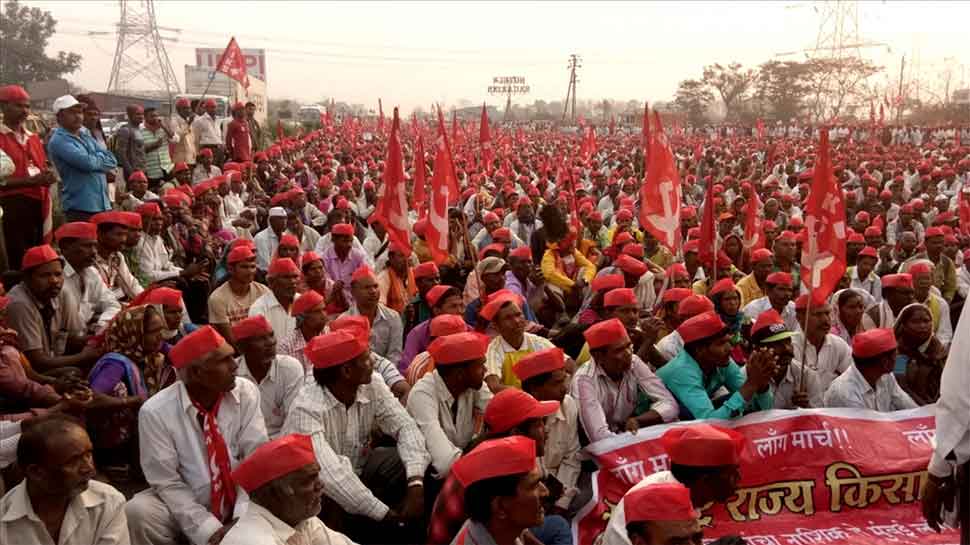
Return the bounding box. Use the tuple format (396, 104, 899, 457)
(140, 127, 173, 179)
(484, 333, 555, 388)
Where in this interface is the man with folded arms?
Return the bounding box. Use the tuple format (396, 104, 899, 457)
(222, 434, 355, 545)
(126, 326, 268, 545)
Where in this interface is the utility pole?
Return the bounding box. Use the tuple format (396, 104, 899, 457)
(897, 54, 905, 123)
(562, 54, 581, 123)
(107, 0, 181, 100)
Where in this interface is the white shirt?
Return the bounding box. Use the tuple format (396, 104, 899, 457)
(137, 233, 182, 283)
(822, 364, 917, 412)
(792, 333, 853, 391)
(236, 354, 305, 439)
(742, 297, 801, 333)
(192, 164, 222, 184)
(282, 378, 430, 521)
(929, 301, 970, 481)
(62, 262, 121, 333)
(249, 291, 295, 346)
(253, 227, 281, 271)
(191, 114, 223, 147)
(0, 480, 130, 545)
(655, 330, 683, 362)
(288, 227, 320, 254)
(602, 470, 680, 545)
(138, 378, 269, 545)
(485, 333, 555, 384)
(957, 265, 970, 299)
(221, 503, 354, 545)
(0, 420, 19, 469)
(771, 360, 824, 409)
(543, 394, 582, 510)
(406, 371, 491, 477)
(223, 192, 246, 220)
(849, 267, 882, 303)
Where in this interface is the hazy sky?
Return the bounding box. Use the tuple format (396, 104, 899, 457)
(31, 0, 970, 113)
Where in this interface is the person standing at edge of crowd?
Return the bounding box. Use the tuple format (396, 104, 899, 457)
(0, 85, 57, 270)
(114, 104, 146, 181)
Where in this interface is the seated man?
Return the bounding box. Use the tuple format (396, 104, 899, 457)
(823, 328, 918, 411)
(126, 326, 269, 545)
(741, 272, 799, 333)
(91, 211, 144, 301)
(207, 244, 269, 343)
(618, 483, 702, 545)
(277, 289, 328, 373)
(603, 424, 744, 545)
(657, 311, 776, 420)
(222, 434, 353, 545)
(792, 294, 852, 391)
(341, 265, 404, 364)
(0, 414, 130, 544)
(6, 245, 101, 372)
(282, 325, 429, 538)
(751, 309, 824, 409)
(249, 257, 299, 343)
(405, 314, 469, 385)
(572, 318, 678, 443)
(401, 285, 464, 372)
(449, 436, 547, 545)
(655, 294, 715, 362)
(861, 273, 914, 329)
(55, 222, 120, 334)
(403, 262, 441, 335)
(329, 315, 410, 402)
(464, 257, 541, 330)
(482, 291, 555, 392)
(514, 347, 582, 514)
(406, 331, 491, 478)
(232, 315, 304, 439)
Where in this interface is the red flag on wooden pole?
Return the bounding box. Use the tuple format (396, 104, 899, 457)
(639, 111, 682, 252)
(800, 128, 847, 304)
(215, 37, 249, 89)
(426, 107, 458, 264)
(372, 107, 411, 255)
(698, 168, 717, 266)
(480, 103, 493, 173)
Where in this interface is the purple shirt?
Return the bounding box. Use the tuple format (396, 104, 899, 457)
(322, 245, 367, 302)
(400, 319, 432, 372)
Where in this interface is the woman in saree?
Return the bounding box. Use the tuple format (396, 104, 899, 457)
(893, 303, 947, 406)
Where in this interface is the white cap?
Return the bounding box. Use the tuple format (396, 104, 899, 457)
(268, 206, 287, 218)
(52, 95, 80, 113)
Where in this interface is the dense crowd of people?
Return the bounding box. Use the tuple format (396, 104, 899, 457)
(1, 81, 970, 545)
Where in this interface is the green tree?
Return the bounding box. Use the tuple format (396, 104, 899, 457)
(702, 62, 755, 121)
(674, 79, 714, 125)
(755, 60, 814, 121)
(0, 0, 81, 84)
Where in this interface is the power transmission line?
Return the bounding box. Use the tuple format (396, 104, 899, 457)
(562, 54, 581, 122)
(106, 0, 180, 97)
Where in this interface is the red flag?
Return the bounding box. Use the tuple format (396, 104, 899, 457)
(413, 132, 427, 215)
(639, 111, 682, 251)
(800, 129, 847, 304)
(959, 192, 970, 237)
(436, 107, 460, 204)
(742, 186, 765, 251)
(451, 110, 458, 145)
(378, 99, 385, 134)
(372, 107, 411, 255)
(215, 37, 249, 89)
(479, 103, 493, 172)
(427, 108, 458, 264)
(698, 168, 717, 265)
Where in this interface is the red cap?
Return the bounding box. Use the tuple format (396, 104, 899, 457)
(227, 246, 256, 264)
(428, 331, 487, 364)
(847, 233, 865, 244)
(678, 294, 715, 318)
(175, 97, 190, 108)
(136, 202, 162, 217)
(231, 434, 316, 493)
(479, 243, 506, 260)
(351, 264, 376, 283)
(751, 309, 785, 337)
(613, 232, 635, 248)
(852, 328, 897, 359)
(592, 273, 625, 293)
(483, 212, 499, 224)
(425, 284, 456, 308)
(91, 211, 135, 227)
(291, 290, 325, 316)
(21, 244, 60, 270)
(857, 246, 878, 259)
(199, 148, 214, 158)
(128, 170, 148, 183)
(776, 231, 796, 242)
(683, 240, 700, 253)
(615, 254, 648, 278)
(509, 246, 532, 260)
(766, 272, 792, 286)
(882, 273, 913, 289)
(661, 424, 745, 466)
(451, 436, 537, 488)
(413, 262, 439, 280)
(485, 389, 560, 434)
(304, 330, 369, 369)
(512, 347, 565, 382)
(232, 315, 273, 341)
(622, 243, 645, 259)
(584, 318, 630, 349)
(794, 294, 810, 310)
(0, 85, 30, 102)
(624, 483, 699, 523)
(908, 261, 933, 276)
(170, 326, 228, 369)
(677, 310, 727, 344)
(268, 257, 300, 277)
(329, 315, 370, 337)
(144, 287, 182, 308)
(864, 226, 882, 237)
(279, 234, 300, 248)
(491, 228, 511, 243)
(429, 315, 468, 338)
(54, 222, 97, 242)
(331, 223, 354, 236)
(301, 251, 322, 267)
(925, 227, 945, 239)
(708, 278, 736, 297)
(661, 287, 693, 304)
(604, 288, 637, 308)
(479, 290, 522, 321)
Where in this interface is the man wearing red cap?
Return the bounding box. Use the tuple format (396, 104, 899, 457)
(192, 147, 222, 184)
(127, 326, 269, 545)
(341, 265, 404, 364)
(736, 248, 774, 307)
(221, 434, 353, 545)
(89, 212, 144, 301)
(862, 273, 915, 330)
(232, 316, 303, 439)
(6, 245, 100, 372)
(506, 245, 547, 305)
(905, 260, 954, 346)
(377, 242, 416, 315)
(401, 284, 463, 372)
(0, 85, 57, 269)
(225, 102, 252, 163)
(319, 222, 372, 305)
(741, 271, 799, 333)
(249, 258, 299, 343)
(282, 329, 430, 538)
(572, 319, 678, 441)
(848, 246, 882, 303)
(792, 296, 853, 392)
(278, 289, 328, 372)
(654, 294, 716, 363)
(56, 222, 121, 333)
(207, 244, 270, 342)
(191, 99, 224, 164)
(481, 292, 554, 391)
(823, 328, 917, 411)
(607, 482, 702, 545)
(904, 227, 958, 303)
(752, 310, 823, 408)
(657, 311, 776, 420)
(406, 332, 491, 478)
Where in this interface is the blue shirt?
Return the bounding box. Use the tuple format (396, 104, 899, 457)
(47, 126, 116, 213)
(656, 349, 773, 420)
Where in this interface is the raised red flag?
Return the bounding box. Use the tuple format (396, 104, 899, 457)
(436, 107, 460, 204)
(372, 107, 411, 255)
(639, 111, 682, 252)
(378, 99, 385, 134)
(800, 129, 847, 304)
(742, 185, 765, 251)
(479, 103, 493, 172)
(215, 37, 249, 89)
(698, 169, 717, 266)
(413, 132, 427, 215)
(642, 102, 651, 167)
(426, 108, 458, 264)
(959, 191, 970, 237)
